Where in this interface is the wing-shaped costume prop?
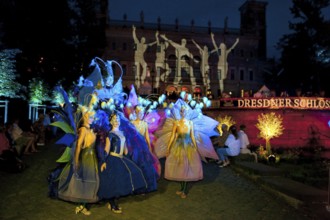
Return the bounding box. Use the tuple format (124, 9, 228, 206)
(92, 58, 127, 105)
(77, 59, 102, 105)
(77, 57, 127, 107)
(48, 86, 78, 197)
(155, 99, 219, 161)
(125, 85, 167, 145)
(51, 86, 78, 163)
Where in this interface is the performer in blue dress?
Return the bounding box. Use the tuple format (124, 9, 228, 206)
(97, 112, 147, 214)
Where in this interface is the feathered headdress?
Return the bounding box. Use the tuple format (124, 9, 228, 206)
(125, 85, 166, 121)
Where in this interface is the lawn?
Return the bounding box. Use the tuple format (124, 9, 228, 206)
(237, 146, 330, 191)
(262, 147, 329, 191)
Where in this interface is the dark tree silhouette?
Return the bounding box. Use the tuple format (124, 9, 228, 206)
(0, 0, 107, 89)
(276, 0, 330, 96)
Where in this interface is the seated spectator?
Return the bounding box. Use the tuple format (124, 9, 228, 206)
(9, 118, 38, 155)
(212, 124, 230, 164)
(33, 114, 46, 146)
(0, 124, 12, 155)
(213, 124, 229, 149)
(4, 122, 15, 150)
(43, 110, 52, 142)
(216, 125, 241, 168)
(238, 124, 258, 163)
(26, 119, 40, 142)
(0, 124, 25, 172)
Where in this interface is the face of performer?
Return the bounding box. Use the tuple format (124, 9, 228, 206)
(141, 37, 146, 43)
(110, 114, 120, 128)
(180, 106, 188, 118)
(88, 115, 95, 125)
(135, 106, 144, 119)
(105, 75, 113, 87)
(83, 112, 95, 125)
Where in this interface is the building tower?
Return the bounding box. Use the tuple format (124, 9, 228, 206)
(239, 0, 268, 59)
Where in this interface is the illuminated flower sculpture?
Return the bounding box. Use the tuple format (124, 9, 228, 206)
(256, 112, 284, 155)
(216, 115, 236, 135)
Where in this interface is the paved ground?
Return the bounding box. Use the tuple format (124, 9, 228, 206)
(0, 140, 320, 220)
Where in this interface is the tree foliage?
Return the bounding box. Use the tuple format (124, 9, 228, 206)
(277, 0, 330, 95)
(28, 77, 51, 104)
(1, 0, 106, 89)
(51, 86, 77, 106)
(0, 49, 26, 99)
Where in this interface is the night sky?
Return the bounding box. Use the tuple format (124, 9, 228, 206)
(109, 0, 330, 59)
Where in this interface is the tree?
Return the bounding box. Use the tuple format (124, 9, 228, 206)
(0, 49, 26, 99)
(277, 0, 330, 95)
(28, 77, 51, 104)
(1, 1, 106, 89)
(256, 112, 284, 154)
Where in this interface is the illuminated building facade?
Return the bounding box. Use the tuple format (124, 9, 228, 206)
(103, 0, 270, 98)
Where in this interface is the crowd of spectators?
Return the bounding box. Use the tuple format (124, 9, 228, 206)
(212, 123, 258, 167)
(0, 122, 26, 173)
(0, 111, 54, 173)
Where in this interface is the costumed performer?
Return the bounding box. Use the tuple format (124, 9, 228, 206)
(126, 85, 166, 177)
(96, 111, 148, 214)
(57, 104, 99, 216)
(155, 97, 219, 198)
(119, 111, 159, 193)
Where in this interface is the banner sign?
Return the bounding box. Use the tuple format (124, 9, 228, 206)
(219, 97, 330, 110)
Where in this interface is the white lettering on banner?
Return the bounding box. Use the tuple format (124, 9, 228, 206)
(221, 98, 330, 110)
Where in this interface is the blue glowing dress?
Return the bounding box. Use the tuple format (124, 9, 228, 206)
(119, 113, 158, 192)
(97, 131, 148, 199)
(57, 125, 99, 203)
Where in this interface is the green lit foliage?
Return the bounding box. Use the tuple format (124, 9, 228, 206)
(28, 77, 51, 104)
(68, 90, 77, 103)
(51, 89, 64, 106)
(0, 49, 26, 99)
(51, 87, 77, 106)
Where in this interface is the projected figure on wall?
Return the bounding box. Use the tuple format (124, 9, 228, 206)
(132, 25, 157, 88)
(160, 35, 196, 86)
(211, 32, 239, 93)
(192, 39, 211, 89)
(155, 31, 171, 88)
